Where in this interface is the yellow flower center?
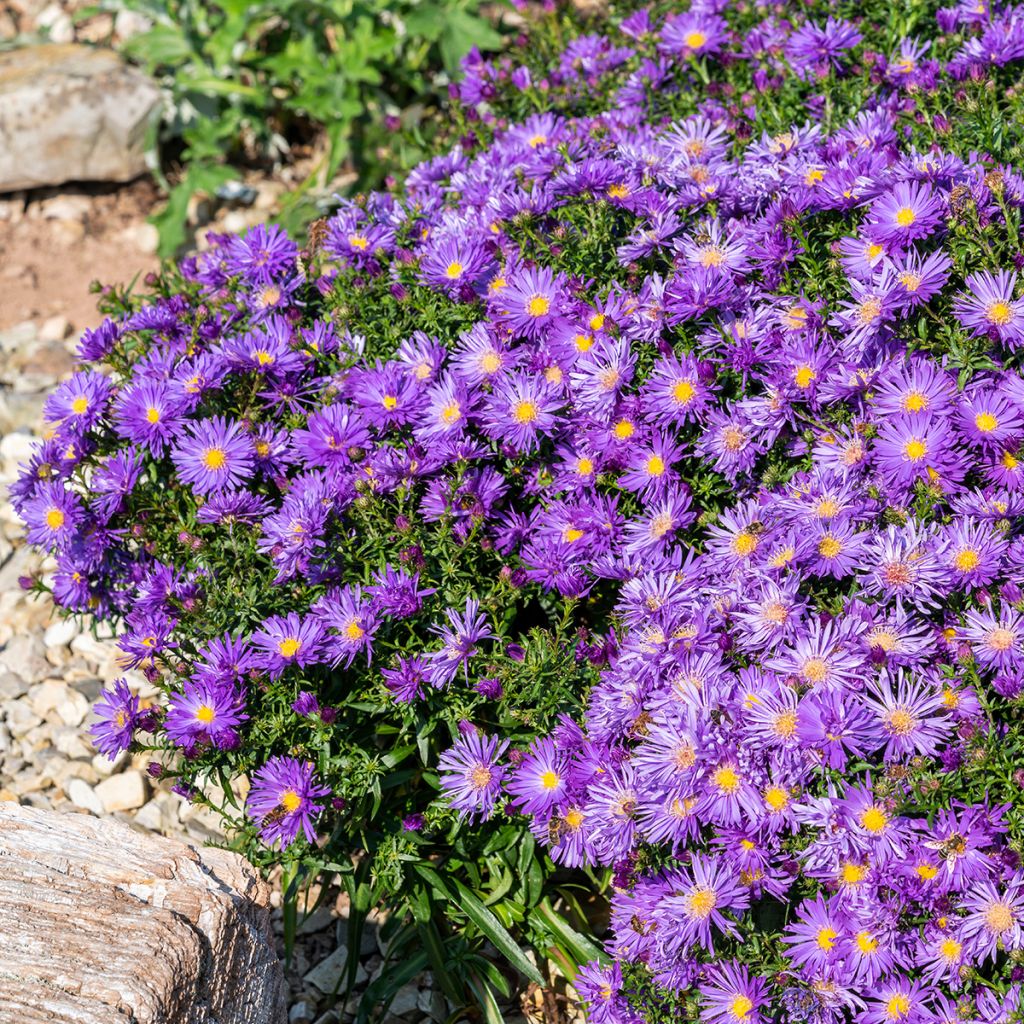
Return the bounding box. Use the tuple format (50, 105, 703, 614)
(540, 770, 560, 790)
(613, 419, 634, 440)
(564, 808, 584, 829)
(818, 536, 842, 559)
(513, 401, 538, 424)
(976, 412, 999, 432)
(577, 457, 594, 476)
(445, 261, 464, 279)
(349, 234, 369, 251)
(987, 300, 1014, 326)
(344, 620, 365, 642)
(254, 350, 274, 366)
(802, 658, 828, 684)
(816, 927, 837, 951)
(646, 455, 666, 476)
(146, 406, 161, 424)
(713, 765, 740, 793)
(45, 508, 65, 530)
(440, 403, 461, 425)
(480, 352, 501, 374)
(795, 366, 816, 388)
(686, 886, 717, 918)
(278, 637, 301, 658)
(899, 272, 922, 292)
(527, 295, 550, 317)
(886, 994, 910, 1019)
(280, 789, 302, 813)
(856, 931, 879, 954)
(544, 365, 563, 385)
(774, 711, 797, 738)
(867, 243, 885, 260)
(859, 297, 882, 324)
(985, 901, 1014, 933)
(940, 938, 962, 960)
(528, 133, 547, 148)
(564, 527, 584, 543)
(988, 627, 1016, 651)
(732, 532, 758, 557)
(203, 447, 227, 470)
(470, 765, 493, 789)
(71, 396, 89, 415)
(895, 207, 916, 227)
(607, 183, 629, 199)
(382, 395, 398, 410)
(954, 549, 980, 571)
(842, 862, 868, 884)
(860, 806, 888, 833)
(764, 787, 789, 811)
(195, 704, 216, 724)
(904, 438, 927, 461)
(685, 30, 707, 48)
(916, 862, 939, 880)
(673, 380, 696, 405)
(723, 426, 747, 451)
(884, 708, 916, 735)
(729, 996, 754, 1020)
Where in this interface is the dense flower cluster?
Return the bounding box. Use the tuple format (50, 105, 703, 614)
(14, 0, 1024, 1020)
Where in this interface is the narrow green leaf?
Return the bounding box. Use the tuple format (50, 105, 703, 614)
(452, 880, 543, 986)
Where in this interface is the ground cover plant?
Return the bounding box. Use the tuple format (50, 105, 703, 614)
(92, 0, 508, 255)
(15, 0, 1024, 1020)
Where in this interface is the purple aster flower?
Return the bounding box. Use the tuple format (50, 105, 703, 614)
(483, 373, 561, 452)
(22, 481, 84, 552)
(437, 730, 509, 820)
(43, 371, 114, 435)
(250, 613, 326, 679)
(291, 691, 321, 717)
(89, 679, 140, 758)
(314, 585, 380, 667)
(955, 269, 1024, 348)
(226, 223, 298, 283)
(961, 874, 1024, 962)
(497, 265, 562, 339)
(381, 654, 429, 703)
(507, 737, 568, 816)
(165, 677, 248, 753)
(699, 961, 768, 1024)
(865, 180, 945, 247)
(113, 380, 185, 456)
(862, 670, 951, 760)
(425, 598, 496, 686)
(247, 756, 331, 848)
(171, 416, 255, 495)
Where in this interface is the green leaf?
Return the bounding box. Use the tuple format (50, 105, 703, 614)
(438, 8, 503, 74)
(149, 163, 238, 258)
(122, 23, 194, 68)
(452, 879, 543, 986)
(531, 898, 608, 974)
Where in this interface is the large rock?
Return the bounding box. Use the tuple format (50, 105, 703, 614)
(0, 44, 161, 192)
(0, 803, 286, 1023)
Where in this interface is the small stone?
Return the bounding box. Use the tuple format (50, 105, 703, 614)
(44, 617, 79, 650)
(0, 672, 28, 700)
(36, 4, 74, 44)
(0, 635, 51, 683)
(52, 727, 93, 759)
(67, 777, 103, 815)
(131, 221, 160, 255)
(289, 1001, 314, 1024)
(2, 700, 42, 738)
(95, 770, 147, 812)
(387, 981, 421, 1018)
(38, 314, 72, 343)
(38, 195, 91, 223)
(297, 905, 334, 936)
(92, 749, 127, 777)
(304, 946, 368, 995)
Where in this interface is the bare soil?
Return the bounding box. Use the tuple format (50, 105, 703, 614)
(0, 178, 162, 334)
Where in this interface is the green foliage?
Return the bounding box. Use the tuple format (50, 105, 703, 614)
(89, 0, 507, 256)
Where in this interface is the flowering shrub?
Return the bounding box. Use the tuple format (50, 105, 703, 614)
(16, 0, 1024, 1020)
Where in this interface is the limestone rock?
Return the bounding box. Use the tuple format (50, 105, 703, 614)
(94, 769, 147, 812)
(0, 803, 286, 1023)
(0, 44, 161, 192)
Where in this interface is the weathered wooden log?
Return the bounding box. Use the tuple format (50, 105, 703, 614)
(0, 803, 286, 1024)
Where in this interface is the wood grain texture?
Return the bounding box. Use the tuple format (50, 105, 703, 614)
(0, 803, 286, 1024)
